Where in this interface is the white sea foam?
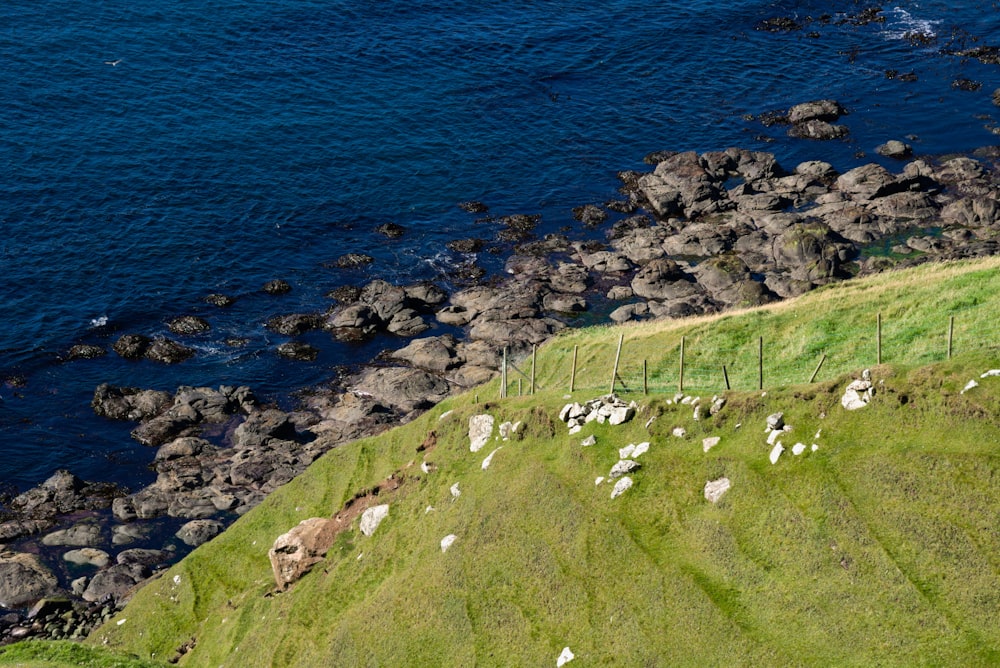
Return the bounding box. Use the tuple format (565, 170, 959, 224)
(89, 315, 109, 328)
(882, 7, 941, 42)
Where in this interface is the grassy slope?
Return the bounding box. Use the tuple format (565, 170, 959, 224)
(5, 257, 1000, 667)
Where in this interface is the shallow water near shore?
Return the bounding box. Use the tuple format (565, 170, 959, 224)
(2, 0, 1000, 493)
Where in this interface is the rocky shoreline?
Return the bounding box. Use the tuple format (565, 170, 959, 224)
(4, 97, 1000, 643)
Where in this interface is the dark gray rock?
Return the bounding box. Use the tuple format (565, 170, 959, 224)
(390, 335, 459, 372)
(352, 367, 452, 414)
(0, 553, 60, 608)
(65, 344, 106, 361)
(167, 316, 211, 335)
(277, 342, 319, 361)
(112, 334, 151, 360)
(265, 313, 322, 336)
(82, 563, 149, 603)
(263, 279, 292, 295)
(175, 519, 225, 547)
(145, 338, 195, 364)
(91, 384, 173, 421)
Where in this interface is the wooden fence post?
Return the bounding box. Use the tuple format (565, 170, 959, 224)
(643, 360, 648, 395)
(610, 334, 624, 394)
(722, 365, 730, 391)
(758, 336, 763, 391)
(530, 345, 536, 394)
(570, 345, 578, 393)
(678, 336, 685, 394)
(948, 316, 954, 360)
(809, 354, 827, 384)
(501, 347, 508, 399)
(877, 312, 882, 365)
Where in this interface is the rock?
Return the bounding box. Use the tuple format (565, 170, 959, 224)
(876, 140, 913, 159)
(116, 549, 171, 567)
(498, 421, 520, 440)
(481, 447, 501, 470)
(440, 534, 458, 553)
(113, 334, 151, 359)
(375, 222, 406, 239)
(266, 313, 322, 336)
(353, 367, 451, 414)
(263, 279, 292, 294)
(557, 646, 575, 666)
(41, 523, 102, 547)
(672, 427, 686, 438)
(65, 344, 106, 360)
(390, 335, 458, 373)
(468, 414, 495, 452)
(11, 469, 123, 517)
(788, 120, 849, 140)
(609, 460, 640, 478)
(268, 518, 338, 589)
(703, 436, 721, 452)
(0, 553, 60, 608)
(792, 443, 807, 456)
(205, 293, 236, 307)
(608, 404, 635, 426)
(63, 548, 111, 568)
(704, 478, 731, 503)
(175, 519, 224, 547)
(769, 442, 785, 465)
(788, 99, 846, 124)
(961, 379, 979, 394)
(145, 338, 196, 364)
(450, 483, 461, 499)
(359, 505, 389, 537)
(841, 375, 874, 410)
(167, 316, 211, 335)
(92, 384, 173, 421)
(981, 370, 1000, 378)
(447, 238, 485, 253)
(766, 412, 785, 430)
(581, 435, 596, 447)
(82, 563, 149, 603)
(277, 342, 319, 361)
(611, 477, 633, 499)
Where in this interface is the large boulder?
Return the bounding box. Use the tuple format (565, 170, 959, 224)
(269, 517, 338, 590)
(631, 258, 703, 301)
(175, 519, 225, 547)
(11, 470, 122, 518)
(82, 563, 149, 603)
(0, 552, 60, 608)
(352, 367, 451, 414)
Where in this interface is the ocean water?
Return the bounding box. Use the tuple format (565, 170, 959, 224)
(2, 0, 999, 493)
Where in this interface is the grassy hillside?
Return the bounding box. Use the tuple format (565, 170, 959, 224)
(4, 257, 1000, 667)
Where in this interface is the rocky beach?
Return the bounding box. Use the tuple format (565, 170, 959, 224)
(4, 91, 1000, 638)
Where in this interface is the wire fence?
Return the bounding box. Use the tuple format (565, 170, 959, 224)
(498, 308, 1000, 398)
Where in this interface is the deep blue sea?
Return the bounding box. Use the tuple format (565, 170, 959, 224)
(2, 0, 999, 494)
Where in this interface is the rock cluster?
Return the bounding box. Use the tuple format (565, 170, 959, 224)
(841, 370, 874, 410)
(559, 395, 637, 434)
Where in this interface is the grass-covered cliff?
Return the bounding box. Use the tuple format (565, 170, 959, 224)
(3, 256, 1000, 667)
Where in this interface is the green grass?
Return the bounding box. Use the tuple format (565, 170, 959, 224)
(0, 640, 167, 668)
(4, 257, 1000, 667)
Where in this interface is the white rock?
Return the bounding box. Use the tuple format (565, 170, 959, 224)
(421, 461, 432, 474)
(814, 428, 822, 439)
(595, 476, 604, 486)
(581, 435, 597, 447)
(611, 476, 633, 499)
(440, 534, 457, 553)
(766, 412, 784, 430)
(681, 396, 693, 405)
(439, 410, 454, 421)
(608, 405, 635, 425)
(841, 386, 871, 410)
(673, 392, 684, 403)
(557, 646, 575, 666)
(710, 397, 726, 415)
(173, 574, 181, 585)
(609, 460, 641, 478)
(981, 369, 1000, 378)
(766, 429, 782, 445)
(359, 504, 389, 537)
(469, 414, 495, 452)
(619, 443, 636, 459)
(769, 442, 784, 465)
(704, 477, 731, 503)
(693, 405, 701, 421)
(702, 436, 720, 453)
(961, 379, 979, 394)
(792, 442, 806, 456)
(559, 404, 574, 422)
(632, 441, 650, 458)
(569, 424, 583, 435)
(450, 482, 461, 499)
(811, 443, 819, 452)
(672, 427, 687, 438)
(481, 447, 502, 470)
(425, 506, 435, 514)
(644, 416, 657, 429)
(499, 421, 514, 440)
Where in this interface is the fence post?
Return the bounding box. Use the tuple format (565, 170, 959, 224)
(809, 354, 826, 384)
(518, 378, 522, 396)
(610, 334, 624, 394)
(948, 316, 954, 360)
(643, 360, 648, 395)
(758, 336, 763, 391)
(722, 365, 730, 391)
(570, 345, 578, 393)
(877, 312, 882, 365)
(501, 347, 508, 399)
(530, 345, 536, 394)
(679, 336, 685, 394)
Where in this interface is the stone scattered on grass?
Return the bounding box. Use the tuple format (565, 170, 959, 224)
(441, 534, 457, 553)
(595, 476, 605, 486)
(710, 396, 727, 415)
(703, 436, 721, 452)
(981, 369, 1000, 378)
(499, 421, 521, 441)
(481, 447, 501, 470)
(611, 476, 633, 499)
(672, 427, 687, 438)
(841, 369, 874, 410)
(704, 477, 731, 503)
(961, 379, 979, 394)
(766, 412, 784, 431)
(792, 442, 806, 456)
(557, 646, 575, 666)
(619, 442, 649, 459)
(469, 414, 494, 452)
(359, 504, 389, 537)
(450, 483, 461, 499)
(769, 442, 785, 465)
(609, 460, 641, 479)
(559, 394, 636, 432)
(581, 435, 597, 447)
